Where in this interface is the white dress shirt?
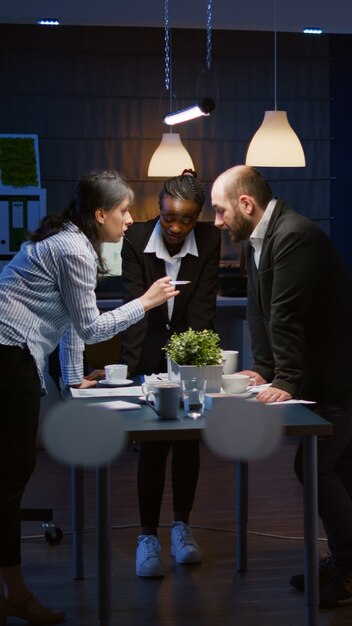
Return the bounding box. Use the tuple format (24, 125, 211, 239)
(144, 220, 199, 320)
(249, 198, 277, 268)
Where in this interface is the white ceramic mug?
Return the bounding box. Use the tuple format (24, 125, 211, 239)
(221, 373, 255, 394)
(104, 364, 128, 384)
(141, 381, 156, 398)
(221, 350, 239, 375)
(146, 383, 181, 419)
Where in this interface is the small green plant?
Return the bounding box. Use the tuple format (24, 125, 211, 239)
(163, 328, 222, 366)
(0, 137, 38, 187)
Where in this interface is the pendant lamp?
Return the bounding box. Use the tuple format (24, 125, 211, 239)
(246, 111, 305, 167)
(245, 1, 305, 167)
(147, 0, 194, 177)
(148, 133, 194, 177)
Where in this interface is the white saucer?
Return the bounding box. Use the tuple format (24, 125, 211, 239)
(98, 379, 134, 387)
(221, 389, 253, 398)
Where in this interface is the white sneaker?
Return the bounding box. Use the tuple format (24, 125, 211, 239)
(170, 522, 202, 564)
(136, 535, 164, 577)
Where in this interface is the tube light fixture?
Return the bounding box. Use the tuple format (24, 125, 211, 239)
(37, 19, 60, 26)
(303, 27, 323, 35)
(163, 98, 215, 126)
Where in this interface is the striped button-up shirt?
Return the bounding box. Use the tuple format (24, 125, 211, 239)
(0, 222, 144, 390)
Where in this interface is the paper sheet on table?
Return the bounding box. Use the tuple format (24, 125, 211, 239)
(97, 400, 141, 410)
(265, 399, 316, 405)
(144, 373, 168, 382)
(250, 383, 272, 393)
(70, 386, 143, 398)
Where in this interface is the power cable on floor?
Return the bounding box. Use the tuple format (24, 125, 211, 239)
(21, 522, 328, 543)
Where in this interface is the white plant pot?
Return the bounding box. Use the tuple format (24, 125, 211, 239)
(167, 357, 222, 393)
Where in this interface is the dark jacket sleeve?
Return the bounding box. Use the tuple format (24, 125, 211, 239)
(118, 225, 152, 375)
(247, 200, 352, 401)
(260, 224, 321, 397)
(245, 240, 275, 382)
(249, 208, 329, 397)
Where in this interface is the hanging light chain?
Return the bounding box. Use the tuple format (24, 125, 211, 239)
(165, 0, 212, 87)
(206, 0, 212, 71)
(274, 0, 277, 110)
(164, 0, 170, 91)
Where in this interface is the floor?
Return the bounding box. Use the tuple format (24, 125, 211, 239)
(17, 438, 352, 626)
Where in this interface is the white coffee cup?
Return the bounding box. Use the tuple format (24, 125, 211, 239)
(104, 364, 128, 384)
(221, 373, 255, 394)
(221, 350, 239, 375)
(146, 383, 181, 419)
(141, 381, 156, 398)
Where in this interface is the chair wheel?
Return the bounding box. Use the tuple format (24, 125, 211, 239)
(44, 526, 64, 545)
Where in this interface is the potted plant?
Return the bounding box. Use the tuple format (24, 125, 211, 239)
(163, 328, 223, 393)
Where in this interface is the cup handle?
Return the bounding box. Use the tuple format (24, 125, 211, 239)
(146, 391, 158, 413)
(248, 377, 256, 387)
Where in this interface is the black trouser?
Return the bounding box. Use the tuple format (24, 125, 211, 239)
(0, 345, 41, 566)
(294, 390, 352, 569)
(137, 440, 200, 529)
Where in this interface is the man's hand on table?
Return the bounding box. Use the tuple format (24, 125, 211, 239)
(256, 387, 292, 403)
(237, 370, 292, 403)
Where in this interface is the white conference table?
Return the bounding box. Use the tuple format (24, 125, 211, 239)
(70, 398, 331, 626)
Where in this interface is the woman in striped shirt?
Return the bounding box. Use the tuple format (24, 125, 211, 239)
(0, 170, 179, 624)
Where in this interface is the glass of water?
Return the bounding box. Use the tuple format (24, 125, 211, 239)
(181, 377, 207, 420)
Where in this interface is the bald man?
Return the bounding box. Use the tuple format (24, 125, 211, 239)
(211, 165, 352, 608)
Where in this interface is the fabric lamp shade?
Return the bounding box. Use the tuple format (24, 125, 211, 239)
(246, 110, 306, 167)
(148, 133, 194, 177)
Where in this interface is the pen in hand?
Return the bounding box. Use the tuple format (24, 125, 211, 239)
(170, 281, 191, 285)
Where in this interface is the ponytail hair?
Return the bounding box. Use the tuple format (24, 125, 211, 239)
(27, 170, 134, 270)
(159, 169, 205, 211)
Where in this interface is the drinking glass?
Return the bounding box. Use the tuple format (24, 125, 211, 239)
(181, 377, 207, 420)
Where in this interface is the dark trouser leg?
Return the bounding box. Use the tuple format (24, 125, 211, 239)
(294, 392, 352, 569)
(137, 441, 171, 533)
(0, 346, 41, 567)
(172, 440, 200, 524)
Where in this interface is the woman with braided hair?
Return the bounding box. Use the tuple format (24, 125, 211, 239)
(119, 170, 221, 577)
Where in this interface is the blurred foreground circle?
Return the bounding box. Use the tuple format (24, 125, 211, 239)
(42, 400, 126, 467)
(203, 397, 282, 461)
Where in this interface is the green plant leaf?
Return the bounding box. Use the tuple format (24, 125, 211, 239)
(163, 328, 222, 366)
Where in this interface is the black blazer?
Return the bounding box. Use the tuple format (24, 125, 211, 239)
(119, 218, 221, 375)
(244, 199, 352, 401)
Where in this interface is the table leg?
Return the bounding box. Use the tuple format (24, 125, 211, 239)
(96, 465, 111, 626)
(71, 465, 84, 580)
(236, 460, 248, 572)
(303, 435, 319, 626)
